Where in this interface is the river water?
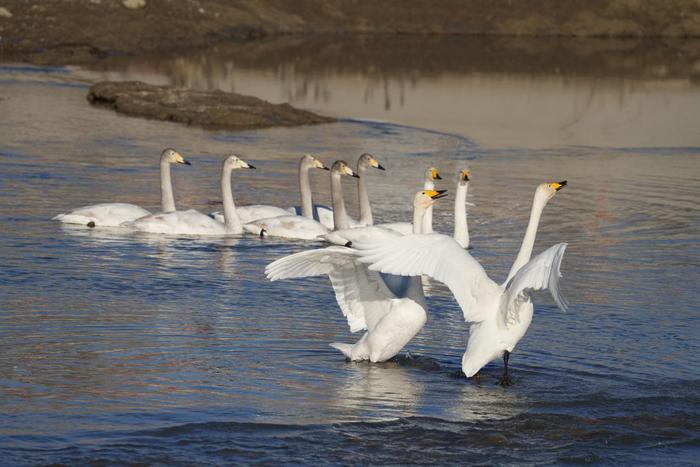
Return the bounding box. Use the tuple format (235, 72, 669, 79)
(0, 37, 698, 464)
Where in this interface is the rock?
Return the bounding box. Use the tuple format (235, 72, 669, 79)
(122, 0, 146, 10)
(87, 81, 335, 132)
(0, 7, 12, 18)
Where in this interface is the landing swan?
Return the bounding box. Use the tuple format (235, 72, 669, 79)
(212, 154, 328, 225)
(354, 181, 568, 384)
(126, 155, 255, 235)
(243, 161, 359, 240)
(265, 189, 448, 362)
(53, 148, 190, 227)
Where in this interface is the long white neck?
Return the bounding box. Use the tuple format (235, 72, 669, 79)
(413, 203, 427, 235)
(505, 194, 547, 283)
(331, 172, 351, 230)
(357, 163, 373, 225)
(299, 163, 313, 219)
(453, 181, 469, 248)
(422, 179, 434, 233)
(221, 165, 243, 234)
(160, 160, 176, 212)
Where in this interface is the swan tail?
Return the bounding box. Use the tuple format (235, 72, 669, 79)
(329, 342, 354, 359)
(52, 213, 65, 221)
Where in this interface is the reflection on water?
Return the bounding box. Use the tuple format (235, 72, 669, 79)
(0, 59, 699, 464)
(78, 36, 700, 148)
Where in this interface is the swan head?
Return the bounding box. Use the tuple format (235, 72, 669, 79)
(332, 160, 360, 178)
(161, 148, 191, 165)
(426, 167, 442, 181)
(458, 169, 470, 184)
(537, 180, 568, 202)
(223, 154, 256, 170)
(414, 189, 448, 209)
(358, 153, 385, 171)
(300, 154, 329, 171)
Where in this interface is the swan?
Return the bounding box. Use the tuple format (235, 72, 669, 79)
(243, 161, 359, 240)
(314, 153, 386, 229)
(353, 181, 568, 385)
(453, 169, 470, 248)
(53, 148, 190, 227)
(421, 167, 442, 234)
(212, 154, 329, 225)
(125, 155, 255, 235)
(379, 167, 442, 236)
(265, 189, 448, 362)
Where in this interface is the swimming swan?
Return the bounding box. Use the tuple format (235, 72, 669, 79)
(314, 153, 385, 229)
(380, 167, 442, 236)
(53, 148, 190, 227)
(354, 181, 568, 384)
(265, 189, 448, 362)
(453, 169, 471, 248)
(243, 161, 359, 240)
(213, 154, 329, 225)
(126, 155, 255, 235)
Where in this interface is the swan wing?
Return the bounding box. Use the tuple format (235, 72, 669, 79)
(211, 205, 289, 224)
(54, 203, 151, 227)
(266, 247, 397, 333)
(129, 209, 225, 235)
(322, 226, 400, 246)
(501, 243, 569, 326)
(354, 233, 494, 323)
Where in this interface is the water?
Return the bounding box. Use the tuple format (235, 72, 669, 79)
(1, 36, 699, 464)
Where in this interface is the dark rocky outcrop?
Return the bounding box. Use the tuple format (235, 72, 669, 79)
(87, 81, 335, 131)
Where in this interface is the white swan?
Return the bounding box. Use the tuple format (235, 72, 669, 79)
(453, 169, 471, 248)
(379, 167, 442, 236)
(314, 153, 386, 229)
(265, 189, 447, 362)
(53, 148, 190, 227)
(243, 161, 359, 240)
(354, 181, 568, 384)
(126, 155, 255, 235)
(212, 154, 329, 225)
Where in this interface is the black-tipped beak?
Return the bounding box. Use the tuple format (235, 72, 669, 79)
(431, 189, 448, 200)
(555, 180, 567, 191)
(247, 164, 256, 169)
(322, 166, 330, 171)
(377, 164, 386, 171)
(351, 173, 360, 179)
(435, 173, 442, 180)
(182, 160, 192, 166)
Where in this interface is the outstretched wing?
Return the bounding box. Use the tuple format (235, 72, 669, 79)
(354, 233, 496, 323)
(265, 247, 398, 333)
(501, 243, 569, 326)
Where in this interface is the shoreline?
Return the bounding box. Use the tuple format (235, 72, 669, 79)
(1, 0, 699, 67)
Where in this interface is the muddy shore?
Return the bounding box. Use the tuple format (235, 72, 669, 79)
(1, 0, 699, 66)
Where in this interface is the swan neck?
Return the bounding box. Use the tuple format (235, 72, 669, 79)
(357, 164, 373, 225)
(506, 195, 546, 282)
(160, 160, 176, 213)
(453, 181, 469, 248)
(221, 165, 242, 233)
(299, 163, 313, 219)
(422, 179, 434, 233)
(412, 204, 426, 234)
(331, 172, 350, 230)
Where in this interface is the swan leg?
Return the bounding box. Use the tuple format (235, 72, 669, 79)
(498, 350, 513, 386)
